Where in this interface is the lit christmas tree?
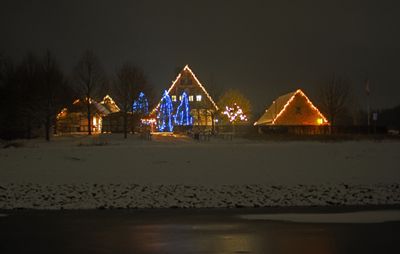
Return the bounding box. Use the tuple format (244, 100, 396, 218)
(223, 103, 248, 123)
(132, 92, 149, 115)
(157, 90, 174, 132)
(174, 92, 193, 126)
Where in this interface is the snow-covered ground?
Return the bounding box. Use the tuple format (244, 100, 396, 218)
(0, 134, 399, 209)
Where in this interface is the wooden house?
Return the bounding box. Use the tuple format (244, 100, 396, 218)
(254, 89, 329, 126)
(152, 65, 218, 129)
(56, 95, 120, 133)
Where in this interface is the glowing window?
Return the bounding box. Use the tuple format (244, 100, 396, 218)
(179, 95, 182, 101)
(196, 95, 202, 101)
(317, 118, 323, 125)
(171, 95, 177, 102)
(189, 95, 194, 101)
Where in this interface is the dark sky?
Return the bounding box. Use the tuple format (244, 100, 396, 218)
(1, 0, 400, 113)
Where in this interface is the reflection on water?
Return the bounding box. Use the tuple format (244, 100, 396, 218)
(130, 223, 335, 253)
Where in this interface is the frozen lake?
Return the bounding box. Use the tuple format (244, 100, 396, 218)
(1, 207, 400, 254)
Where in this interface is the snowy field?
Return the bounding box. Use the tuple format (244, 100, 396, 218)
(0, 134, 399, 209)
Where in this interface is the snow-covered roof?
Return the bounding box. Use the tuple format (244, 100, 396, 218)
(68, 98, 111, 115)
(92, 100, 111, 115)
(100, 95, 120, 113)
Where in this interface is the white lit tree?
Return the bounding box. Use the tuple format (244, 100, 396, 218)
(223, 103, 248, 123)
(222, 103, 248, 135)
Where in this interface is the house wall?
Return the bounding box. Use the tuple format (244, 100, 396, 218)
(56, 113, 102, 133)
(274, 93, 324, 125)
(169, 70, 216, 127)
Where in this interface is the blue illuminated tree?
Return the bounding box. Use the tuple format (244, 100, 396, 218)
(132, 92, 149, 115)
(174, 92, 193, 126)
(157, 90, 174, 132)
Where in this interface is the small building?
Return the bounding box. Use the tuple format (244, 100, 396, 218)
(152, 65, 219, 130)
(56, 95, 119, 134)
(254, 89, 329, 126)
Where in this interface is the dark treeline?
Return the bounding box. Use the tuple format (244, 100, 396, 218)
(0, 50, 73, 140)
(0, 49, 154, 140)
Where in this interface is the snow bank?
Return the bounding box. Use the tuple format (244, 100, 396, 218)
(1, 135, 399, 209)
(0, 183, 399, 209)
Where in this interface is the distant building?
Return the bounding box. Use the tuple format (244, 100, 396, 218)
(56, 95, 120, 133)
(254, 89, 329, 126)
(152, 65, 218, 129)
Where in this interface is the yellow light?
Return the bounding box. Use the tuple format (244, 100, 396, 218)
(317, 118, 323, 125)
(56, 108, 68, 119)
(100, 95, 120, 112)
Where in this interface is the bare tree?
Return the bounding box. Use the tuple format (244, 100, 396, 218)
(73, 50, 105, 135)
(319, 74, 351, 126)
(40, 50, 69, 141)
(16, 52, 43, 139)
(113, 63, 147, 138)
(0, 54, 16, 138)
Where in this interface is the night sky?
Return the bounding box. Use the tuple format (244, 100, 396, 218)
(1, 0, 400, 113)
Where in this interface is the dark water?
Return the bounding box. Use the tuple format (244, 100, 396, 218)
(0, 207, 399, 254)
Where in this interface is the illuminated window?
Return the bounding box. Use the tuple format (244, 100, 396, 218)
(171, 95, 177, 102)
(189, 95, 194, 101)
(196, 95, 202, 101)
(179, 95, 182, 101)
(317, 118, 323, 125)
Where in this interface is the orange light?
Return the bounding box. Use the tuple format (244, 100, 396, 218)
(272, 89, 329, 125)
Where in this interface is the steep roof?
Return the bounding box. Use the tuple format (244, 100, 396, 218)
(151, 65, 218, 114)
(254, 89, 328, 125)
(100, 95, 120, 113)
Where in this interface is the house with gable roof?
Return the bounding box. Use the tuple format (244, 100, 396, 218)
(254, 89, 329, 126)
(152, 65, 219, 129)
